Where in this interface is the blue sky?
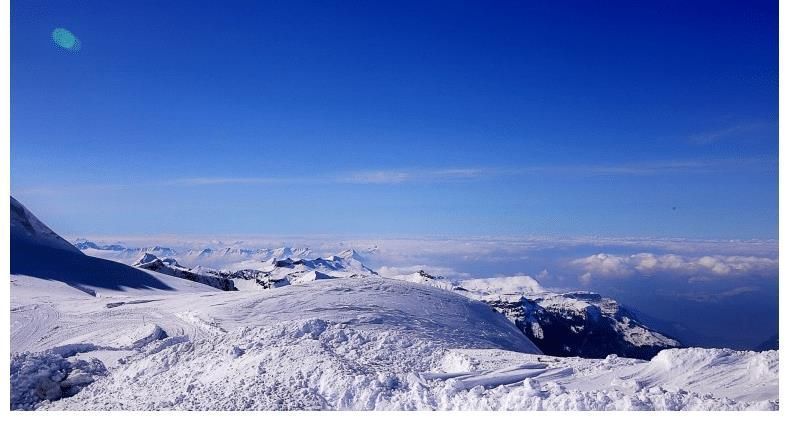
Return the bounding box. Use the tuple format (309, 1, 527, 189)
(11, 0, 778, 238)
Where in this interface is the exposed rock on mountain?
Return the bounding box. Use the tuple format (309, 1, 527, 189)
(132, 254, 235, 291)
(399, 270, 680, 360)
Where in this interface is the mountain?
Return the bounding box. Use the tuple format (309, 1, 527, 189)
(11, 196, 216, 296)
(11, 196, 81, 254)
(64, 229, 680, 359)
(9, 197, 778, 410)
(132, 250, 378, 291)
(74, 240, 127, 252)
(486, 291, 681, 360)
(132, 254, 235, 291)
(398, 271, 680, 360)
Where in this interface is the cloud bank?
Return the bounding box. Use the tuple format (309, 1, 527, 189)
(572, 253, 778, 284)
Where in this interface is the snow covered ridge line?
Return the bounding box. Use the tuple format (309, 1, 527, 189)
(11, 196, 81, 254)
(133, 254, 236, 291)
(76, 239, 316, 266)
(131, 251, 378, 291)
(397, 271, 681, 360)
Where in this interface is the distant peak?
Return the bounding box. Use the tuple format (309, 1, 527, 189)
(337, 249, 363, 261)
(133, 253, 160, 266)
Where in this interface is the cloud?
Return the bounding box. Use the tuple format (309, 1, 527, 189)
(14, 157, 775, 196)
(163, 177, 288, 186)
(572, 252, 777, 283)
(341, 168, 486, 184)
(688, 121, 773, 145)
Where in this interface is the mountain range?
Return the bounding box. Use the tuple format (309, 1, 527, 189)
(9, 196, 777, 411)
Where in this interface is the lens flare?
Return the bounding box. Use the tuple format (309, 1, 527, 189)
(52, 28, 81, 52)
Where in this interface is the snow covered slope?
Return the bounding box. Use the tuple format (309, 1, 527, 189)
(11, 197, 216, 296)
(11, 196, 80, 254)
(11, 275, 777, 411)
(9, 199, 778, 410)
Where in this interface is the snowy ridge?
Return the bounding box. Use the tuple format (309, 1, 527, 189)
(11, 197, 217, 296)
(396, 271, 680, 359)
(78, 242, 315, 268)
(130, 249, 377, 291)
(133, 254, 235, 291)
(11, 197, 80, 254)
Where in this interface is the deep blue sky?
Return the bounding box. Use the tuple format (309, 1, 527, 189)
(11, 0, 778, 238)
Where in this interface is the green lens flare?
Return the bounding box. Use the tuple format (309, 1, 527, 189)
(52, 28, 81, 52)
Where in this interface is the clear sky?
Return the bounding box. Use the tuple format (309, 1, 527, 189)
(11, 0, 778, 238)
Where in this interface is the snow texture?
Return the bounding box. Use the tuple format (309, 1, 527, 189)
(9, 196, 780, 410)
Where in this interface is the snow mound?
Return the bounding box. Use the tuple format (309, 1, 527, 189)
(45, 323, 777, 411)
(11, 350, 108, 410)
(633, 348, 778, 402)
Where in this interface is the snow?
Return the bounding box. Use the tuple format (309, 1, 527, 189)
(11, 197, 217, 297)
(12, 274, 778, 411)
(11, 350, 108, 410)
(393, 271, 680, 358)
(8, 197, 780, 411)
(11, 196, 81, 254)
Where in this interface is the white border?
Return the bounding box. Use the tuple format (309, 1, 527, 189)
(0, 0, 785, 428)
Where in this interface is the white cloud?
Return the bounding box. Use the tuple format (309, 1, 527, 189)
(571, 253, 777, 282)
(342, 168, 486, 184)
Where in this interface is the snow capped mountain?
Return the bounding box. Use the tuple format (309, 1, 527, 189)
(270, 246, 311, 259)
(74, 240, 126, 252)
(9, 197, 778, 410)
(122, 244, 378, 292)
(78, 242, 317, 270)
(11, 197, 215, 296)
(71, 233, 681, 360)
(76, 240, 177, 256)
(486, 291, 681, 360)
(132, 254, 235, 291)
(68, 232, 680, 360)
(11, 196, 81, 254)
(337, 248, 364, 261)
(397, 270, 680, 359)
